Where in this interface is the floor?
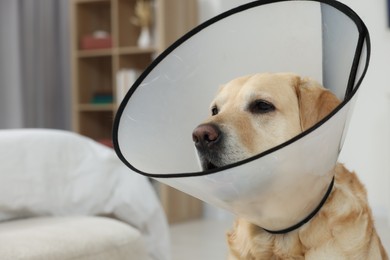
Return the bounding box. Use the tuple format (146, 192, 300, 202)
(170, 217, 390, 260)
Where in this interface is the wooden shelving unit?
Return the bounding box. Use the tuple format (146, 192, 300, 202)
(71, 0, 157, 140)
(71, 0, 202, 223)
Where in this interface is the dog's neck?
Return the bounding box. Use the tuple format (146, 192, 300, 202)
(228, 164, 387, 259)
(262, 177, 335, 234)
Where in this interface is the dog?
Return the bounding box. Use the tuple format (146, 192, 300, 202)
(192, 73, 388, 259)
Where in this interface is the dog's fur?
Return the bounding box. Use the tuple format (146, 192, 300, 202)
(192, 73, 388, 259)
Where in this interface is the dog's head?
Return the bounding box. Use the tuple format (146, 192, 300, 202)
(192, 73, 340, 171)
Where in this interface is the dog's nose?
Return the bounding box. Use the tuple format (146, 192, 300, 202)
(192, 124, 221, 149)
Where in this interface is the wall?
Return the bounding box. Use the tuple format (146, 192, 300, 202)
(337, 0, 390, 222)
(197, 0, 390, 223)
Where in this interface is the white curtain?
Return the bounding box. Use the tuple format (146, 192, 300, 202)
(0, 0, 71, 129)
(0, 0, 24, 128)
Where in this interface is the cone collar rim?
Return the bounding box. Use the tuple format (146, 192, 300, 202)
(113, 0, 371, 178)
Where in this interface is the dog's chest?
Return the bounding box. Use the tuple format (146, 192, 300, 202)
(232, 216, 333, 259)
(266, 232, 306, 259)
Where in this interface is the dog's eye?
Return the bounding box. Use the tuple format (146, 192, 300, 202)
(249, 100, 275, 114)
(211, 106, 219, 116)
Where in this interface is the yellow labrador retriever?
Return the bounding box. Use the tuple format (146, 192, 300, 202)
(192, 73, 388, 259)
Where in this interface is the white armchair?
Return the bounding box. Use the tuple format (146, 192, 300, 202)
(0, 129, 170, 260)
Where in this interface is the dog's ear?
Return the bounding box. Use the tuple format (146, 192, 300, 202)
(294, 77, 341, 131)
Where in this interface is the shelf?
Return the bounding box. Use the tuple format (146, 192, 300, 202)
(117, 0, 141, 47)
(75, 0, 110, 4)
(78, 103, 115, 111)
(79, 110, 114, 140)
(76, 0, 111, 50)
(118, 52, 153, 70)
(117, 46, 156, 55)
(78, 56, 112, 104)
(71, 0, 202, 224)
(77, 47, 156, 58)
(77, 49, 113, 58)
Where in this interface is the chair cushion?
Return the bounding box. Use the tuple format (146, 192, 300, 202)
(0, 216, 150, 260)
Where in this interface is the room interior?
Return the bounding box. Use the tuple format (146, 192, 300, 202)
(0, 0, 389, 259)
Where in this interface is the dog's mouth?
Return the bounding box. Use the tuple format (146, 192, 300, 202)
(198, 155, 220, 171)
(204, 160, 218, 171)
(197, 145, 235, 171)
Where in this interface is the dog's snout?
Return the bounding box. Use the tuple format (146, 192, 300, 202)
(192, 124, 221, 149)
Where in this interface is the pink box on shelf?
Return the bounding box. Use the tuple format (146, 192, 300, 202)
(80, 35, 112, 50)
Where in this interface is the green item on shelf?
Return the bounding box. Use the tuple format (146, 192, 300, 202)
(91, 93, 113, 104)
